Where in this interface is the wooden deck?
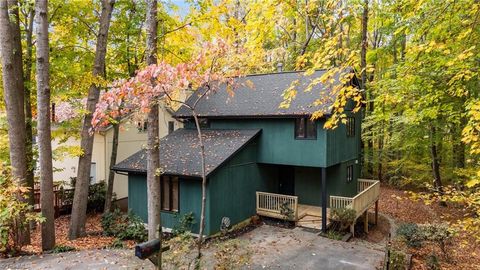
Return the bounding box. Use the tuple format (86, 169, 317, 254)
(256, 179, 381, 233)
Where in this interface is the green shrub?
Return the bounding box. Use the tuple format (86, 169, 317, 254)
(87, 181, 107, 212)
(279, 201, 295, 221)
(388, 249, 407, 270)
(426, 253, 440, 270)
(330, 208, 356, 231)
(0, 165, 45, 253)
(324, 230, 344, 240)
(101, 209, 147, 242)
(67, 178, 107, 213)
(420, 223, 454, 258)
(109, 238, 125, 249)
(51, 245, 75, 253)
(172, 212, 196, 236)
(396, 223, 424, 248)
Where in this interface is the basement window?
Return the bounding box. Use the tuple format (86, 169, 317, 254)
(346, 117, 355, 137)
(346, 165, 353, 183)
(295, 117, 316, 139)
(161, 176, 179, 212)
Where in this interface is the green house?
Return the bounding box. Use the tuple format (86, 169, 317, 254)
(114, 70, 380, 236)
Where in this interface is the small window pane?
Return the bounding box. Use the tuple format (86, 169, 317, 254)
(346, 117, 355, 137)
(347, 165, 353, 182)
(162, 176, 170, 210)
(295, 118, 305, 138)
(171, 177, 179, 211)
(306, 120, 316, 138)
(168, 121, 174, 134)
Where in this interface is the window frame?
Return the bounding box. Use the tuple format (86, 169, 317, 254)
(160, 176, 179, 213)
(346, 116, 355, 137)
(294, 117, 317, 140)
(346, 165, 353, 183)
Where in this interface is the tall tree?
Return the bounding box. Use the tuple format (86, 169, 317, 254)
(103, 120, 119, 214)
(21, 2, 35, 210)
(35, 0, 55, 250)
(0, 0, 30, 245)
(145, 0, 161, 246)
(69, 0, 115, 240)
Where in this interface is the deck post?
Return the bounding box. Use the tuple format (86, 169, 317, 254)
(321, 167, 327, 233)
(374, 200, 378, 225)
(364, 211, 369, 233)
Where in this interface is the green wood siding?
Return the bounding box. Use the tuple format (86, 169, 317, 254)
(326, 112, 362, 166)
(128, 174, 202, 234)
(196, 117, 360, 168)
(280, 164, 358, 207)
(208, 119, 329, 167)
(207, 141, 270, 235)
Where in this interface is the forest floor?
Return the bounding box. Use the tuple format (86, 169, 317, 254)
(20, 213, 137, 254)
(356, 184, 480, 270)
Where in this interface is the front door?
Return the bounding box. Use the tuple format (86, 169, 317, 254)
(278, 166, 295, 195)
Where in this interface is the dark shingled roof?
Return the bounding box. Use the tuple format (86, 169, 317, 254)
(113, 128, 260, 177)
(175, 69, 351, 118)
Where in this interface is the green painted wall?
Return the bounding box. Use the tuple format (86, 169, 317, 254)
(201, 117, 360, 168)
(290, 164, 358, 207)
(326, 112, 362, 166)
(128, 174, 202, 234)
(207, 141, 277, 235)
(207, 119, 329, 167)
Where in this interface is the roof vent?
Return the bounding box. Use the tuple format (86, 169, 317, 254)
(277, 62, 283, 72)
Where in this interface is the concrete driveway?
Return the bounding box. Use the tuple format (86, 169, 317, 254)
(240, 225, 384, 270)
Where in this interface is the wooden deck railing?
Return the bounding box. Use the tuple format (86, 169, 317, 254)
(256, 191, 298, 221)
(330, 179, 380, 219)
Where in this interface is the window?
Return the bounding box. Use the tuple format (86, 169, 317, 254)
(161, 176, 179, 212)
(295, 117, 316, 139)
(90, 162, 96, 183)
(137, 121, 148, 133)
(346, 165, 353, 183)
(346, 117, 355, 137)
(198, 118, 210, 129)
(168, 121, 175, 134)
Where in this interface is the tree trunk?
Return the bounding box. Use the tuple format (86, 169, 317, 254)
(193, 112, 207, 259)
(104, 122, 119, 213)
(430, 125, 443, 190)
(360, 0, 374, 178)
(145, 3, 161, 265)
(24, 5, 35, 210)
(35, 0, 56, 250)
(0, 0, 30, 246)
(69, 0, 115, 240)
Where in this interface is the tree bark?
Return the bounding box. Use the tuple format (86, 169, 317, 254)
(24, 4, 35, 210)
(193, 111, 207, 259)
(360, 0, 374, 178)
(0, 0, 30, 246)
(35, 0, 56, 250)
(69, 0, 115, 240)
(104, 122, 119, 213)
(430, 125, 443, 190)
(145, 3, 161, 266)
